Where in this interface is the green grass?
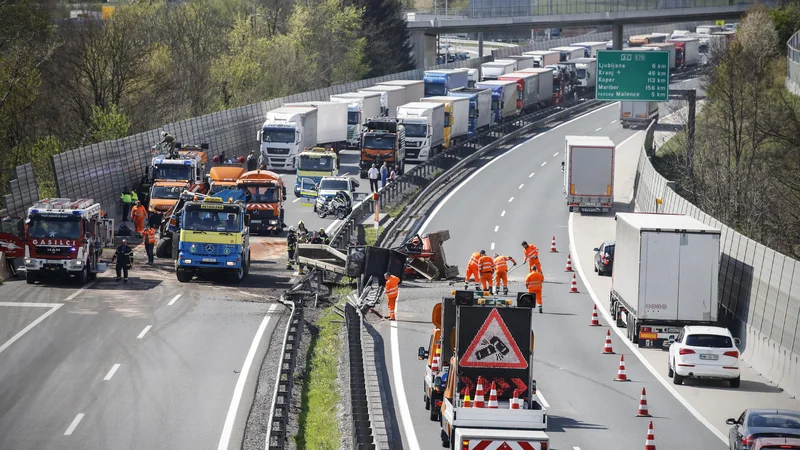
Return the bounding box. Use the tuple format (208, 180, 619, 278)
(364, 226, 384, 246)
(385, 187, 420, 218)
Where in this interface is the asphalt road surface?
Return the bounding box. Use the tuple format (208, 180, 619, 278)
(373, 79, 734, 449)
(0, 236, 288, 450)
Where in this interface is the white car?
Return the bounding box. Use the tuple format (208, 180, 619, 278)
(668, 325, 741, 387)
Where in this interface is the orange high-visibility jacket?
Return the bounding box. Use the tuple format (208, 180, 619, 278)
(523, 245, 539, 261)
(468, 252, 481, 268)
(143, 228, 157, 244)
(479, 255, 494, 274)
(385, 275, 400, 298)
(494, 255, 515, 272)
(525, 271, 544, 291)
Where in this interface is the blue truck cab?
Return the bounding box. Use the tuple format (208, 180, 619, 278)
(447, 88, 493, 137)
(423, 69, 470, 97)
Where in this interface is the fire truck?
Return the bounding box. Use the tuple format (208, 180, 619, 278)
(23, 198, 114, 285)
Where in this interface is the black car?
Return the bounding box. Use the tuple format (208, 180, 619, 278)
(727, 409, 800, 450)
(592, 240, 615, 276)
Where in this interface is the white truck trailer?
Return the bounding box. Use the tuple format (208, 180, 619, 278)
(610, 213, 721, 348)
(329, 92, 382, 148)
(358, 85, 407, 118)
(475, 80, 518, 122)
(564, 135, 615, 213)
(620, 101, 659, 128)
(481, 61, 516, 81)
(523, 50, 560, 68)
(551, 46, 585, 62)
(283, 101, 348, 152)
(646, 42, 677, 69)
(519, 67, 554, 107)
(377, 80, 424, 103)
(259, 106, 318, 170)
(572, 41, 607, 57)
(504, 55, 535, 70)
(668, 37, 701, 67)
(397, 102, 445, 162)
(420, 96, 470, 147)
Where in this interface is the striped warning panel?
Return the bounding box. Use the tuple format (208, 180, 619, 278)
(469, 441, 542, 450)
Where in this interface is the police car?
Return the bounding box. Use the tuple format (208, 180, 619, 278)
(312, 176, 359, 212)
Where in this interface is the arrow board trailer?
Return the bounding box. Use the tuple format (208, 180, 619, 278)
(283, 101, 348, 151)
(611, 213, 721, 348)
(564, 135, 615, 213)
(376, 80, 424, 104)
(358, 85, 407, 118)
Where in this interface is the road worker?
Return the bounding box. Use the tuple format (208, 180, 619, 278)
(521, 241, 541, 273)
(465, 250, 481, 291)
(384, 272, 400, 320)
(525, 265, 544, 313)
(142, 224, 157, 264)
(494, 253, 517, 295)
(286, 227, 297, 270)
(131, 201, 148, 237)
(478, 250, 495, 293)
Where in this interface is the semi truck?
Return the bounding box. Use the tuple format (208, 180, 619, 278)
(420, 96, 469, 148)
(519, 67, 554, 107)
(294, 147, 338, 197)
(376, 80, 424, 104)
(504, 55, 535, 70)
(563, 135, 615, 213)
(668, 37, 701, 67)
(523, 50, 560, 68)
(550, 46, 585, 62)
(284, 101, 349, 156)
(259, 106, 317, 171)
(423, 69, 469, 97)
(547, 64, 578, 104)
(480, 61, 516, 81)
(498, 71, 540, 112)
(475, 80, 518, 123)
(620, 101, 660, 128)
(24, 198, 112, 285)
(145, 144, 208, 216)
(396, 102, 445, 162)
(208, 166, 246, 195)
(435, 290, 549, 449)
(236, 170, 286, 235)
(645, 43, 676, 69)
(359, 118, 406, 177)
(610, 213, 721, 348)
(566, 58, 597, 91)
(571, 41, 607, 57)
(175, 191, 251, 284)
(467, 68, 479, 88)
(448, 87, 493, 136)
(329, 92, 382, 148)
(358, 85, 407, 118)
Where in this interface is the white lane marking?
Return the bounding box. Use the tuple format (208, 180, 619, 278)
(595, 127, 602, 131)
(325, 219, 341, 234)
(494, 225, 499, 232)
(292, 198, 300, 203)
(137, 325, 152, 339)
(491, 242, 495, 250)
(536, 388, 550, 408)
(104, 364, 121, 381)
(552, 152, 559, 157)
(418, 100, 619, 233)
(501, 210, 506, 217)
(574, 447, 582, 450)
(541, 161, 547, 166)
(391, 321, 422, 450)
(64, 413, 85, 436)
(616, 131, 644, 148)
(237, 291, 262, 298)
(168, 294, 182, 306)
(529, 172, 535, 178)
(508, 197, 514, 203)
(218, 303, 279, 450)
(0, 302, 61, 308)
(568, 214, 728, 444)
(0, 304, 63, 356)
(611, 120, 617, 124)
(64, 283, 95, 301)
(518, 184, 524, 190)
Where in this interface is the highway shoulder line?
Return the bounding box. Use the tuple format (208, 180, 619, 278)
(0, 302, 63, 356)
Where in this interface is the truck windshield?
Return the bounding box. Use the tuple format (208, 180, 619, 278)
(209, 184, 235, 195)
(151, 185, 184, 199)
(424, 83, 446, 97)
(403, 123, 427, 138)
(28, 217, 81, 239)
(319, 179, 349, 191)
(183, 206, 241, 232)
(347, 111, 360, 125)
(362, 135, 395, 150)
(491, 99, 499, 110)
(298, 155, 334, 171)
(468, 104, 476, 118)
(577, 68, 587, 79)
(553, 84, 561, 93)
(153, 164, 192, 181)
(241, 185, 277, 203)
(262, 128, 295, 143)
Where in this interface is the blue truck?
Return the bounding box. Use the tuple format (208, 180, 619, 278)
(423, 69, 470, 97)
(448, 87, 494, 136)
(475, 80, 518, 124)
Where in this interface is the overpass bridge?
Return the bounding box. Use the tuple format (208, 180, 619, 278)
(407, 0, 773, 67)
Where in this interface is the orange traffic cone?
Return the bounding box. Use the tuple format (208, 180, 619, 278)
(550, 236, 557, 252)
(614, 355, 630, 382)
(510, 390, 520, 409)
(473, 379, 485, 408)
(603, 330, 614, 354)
(590, 304, 600, 326)
(430, 344, 440, 372)
(637, 387, 651, 417)
(462, 390, 472, 408)
(644, 421, 656, 450)
(569, 274, 579, 293)
(565, 253, 574, 272)
(487, 381, 498, 409)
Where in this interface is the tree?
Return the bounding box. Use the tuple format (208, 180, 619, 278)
(769, 4, 800, 52)
(348, 0, 414, 77)
(89, 104, 131, 144)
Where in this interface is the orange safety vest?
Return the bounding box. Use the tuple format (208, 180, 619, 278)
(525, 271, 544, 290)
(494, 255, 515, 272)
(385, 275, 400, 298)
(468, 252, 481, 268)
(479, 255, 494, 274)
(143, 228, 157, 244)
(523, 245, 539, 260)
(132, 205, 147, 219)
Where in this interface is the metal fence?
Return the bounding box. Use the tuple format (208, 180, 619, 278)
(787, 30, 800, 96)
(2, 164, 38, 218)
(634, 123, 800, 399)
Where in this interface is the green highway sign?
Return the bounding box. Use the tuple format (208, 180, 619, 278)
(595, 50, 670, 101)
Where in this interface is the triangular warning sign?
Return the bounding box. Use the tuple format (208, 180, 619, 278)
(459, 309, 528, 369)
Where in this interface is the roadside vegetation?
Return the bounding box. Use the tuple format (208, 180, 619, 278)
(653, 5, 800, 258)
(364, 225, 384, 246)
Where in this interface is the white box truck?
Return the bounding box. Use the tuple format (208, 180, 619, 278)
(645, 43, 676, 69)
(564, 135, 614, 213)
(420, 96, 470, 147)
(523, 50, 560, 68)
(449, 87, 494, 135)
(620, 101, 659, 128)
(550, 46, 585, 62)
(377, 80, 424, 104)
(283, 101, 348, 152)
(481, 61, 516, 81)
(330, 92, 382, 148)
(475, 80, 518, 122)
(397, 102, 445, 162)
(571, 41, 607, 57)
(494, 58, 521, 71)
(519, 67, 554, 107)
(668, 37, 701, 67)
(610, 213, 721, 348)
(569, 57, 597, 90)
(259, 107, 318, 170)
(504, 55, 535, 70)
(358, 85, 407, 118)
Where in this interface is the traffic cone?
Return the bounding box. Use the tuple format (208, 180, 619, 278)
(603, 330, 614, 354)
(636, 387, 651, 417)
(590, 304, 600, 326)
(430, 344, 440, 373)
(614, 355, 630, 382)
(550, 236, 557, 252)
(569, 274, 579, 293)
(510, 390, 520, 409)
(644, 421, 656, 450)
(462, 389, 472, 408)
(565, 253, 574, 272)
(487, 381, 498, 409)
(473, 379, 485, 408)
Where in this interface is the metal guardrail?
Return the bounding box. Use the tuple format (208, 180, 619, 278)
(787, 30, 800, 96)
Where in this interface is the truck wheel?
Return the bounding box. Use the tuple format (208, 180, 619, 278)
(228, 260, 245, 283)
(424, 395, 430, 410)
(429, 406, 440, 422)
(156, 238, 172, 259)
(76, 266, 88, 285)
(176, 270, 193, 283)
(26, 272, 38, 285)
(440, 430, 449, 448)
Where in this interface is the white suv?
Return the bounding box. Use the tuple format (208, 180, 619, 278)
(668, 325, 741, 388)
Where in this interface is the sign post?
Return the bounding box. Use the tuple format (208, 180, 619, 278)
(595, 50, 670, 102)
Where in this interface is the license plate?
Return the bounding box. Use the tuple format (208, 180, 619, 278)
(583, 202, 602, 207)
(581, 207, 601, 212)
(202, 258, 216, 263)
(700, 354, 719, 360)
(251, 220, 261, 223)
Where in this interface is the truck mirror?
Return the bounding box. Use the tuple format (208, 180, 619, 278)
(417, 346, 428, 360)
(592, 247, 599, 252)
(257, 130, 262, 142)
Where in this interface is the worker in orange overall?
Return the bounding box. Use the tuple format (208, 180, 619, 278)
(493, 253, 517, 296)
(130, 200, 148, 237)
(478, 250, 495, 294)
(521, 241, 541, 273)
(465, 251, 481, 291)
(142, 224, 157, 264)
(525, 265, 544, 313)
(384, 272, 400, 320)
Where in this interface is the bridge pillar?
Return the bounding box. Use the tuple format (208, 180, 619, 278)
(410, 29, 437, 69)
(612, 24, 624, 50)
(478, 32, 484, 79)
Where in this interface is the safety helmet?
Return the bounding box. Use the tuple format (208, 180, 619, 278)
(161, 131, 168, 138)
(288, 226, 295, 232)
(319, 228, 325, 233)
(521, 241, 528, 247)
(494, 253, 499, 257)
(480, 250, 486, 255)
(298, 220, 304, 227)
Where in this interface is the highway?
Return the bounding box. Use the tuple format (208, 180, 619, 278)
(373, 77, 746, 449)
(0, 237, 288, 450)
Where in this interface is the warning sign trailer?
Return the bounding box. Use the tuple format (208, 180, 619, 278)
(438, 290, 549, 450)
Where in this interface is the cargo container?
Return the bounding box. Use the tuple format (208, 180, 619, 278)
(563, 135, 614, 213)
(571, 41, 607, 58)
(420, 96, 470, 147)
(481, 61, 516, 81)
(523, 50, 560, 68)
(518, 67, 554, 107)
(423, 69, 470, 97)
(504, 55, 535, 70)
(283, 101, 348, 151)
(449, 87, 493, 136)
(645, 43, 676, 69)
(377, 80, 424, 104)
(498, 71, 539, 112)
(550, 46, 585, 62)
(397, 102, 445, 162)
(619, 101, 659, 128)
(329, 92, 382, 148)
(475, 80, 518, 123)
(668, 37, 700, 67)
(358, 85, 408, 118)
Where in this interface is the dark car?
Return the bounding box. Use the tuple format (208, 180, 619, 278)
(727, 409, 800, 450)
(593, 240, 615, 276)
(752, 437, 800, 449)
